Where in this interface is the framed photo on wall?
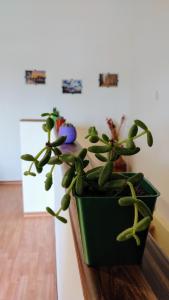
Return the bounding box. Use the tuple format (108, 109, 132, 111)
(99, 73, 118, 87)
(62, 79, 82, 94)
(25, 70, 46, 84)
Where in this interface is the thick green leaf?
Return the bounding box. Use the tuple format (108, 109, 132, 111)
(128, 124, 138, 138)
(78, 148, 87, 160)
(21, 154, 34, 161)
(147, 130, 153, 147)
(75, 175, 84, 195)
(38, 148, 51, 167)
(116, 227, 133, 241)
(55, 215, 67, 223)
(61, 194, 71, 210)
(127, 173, 144, 185)
(35, 160, 43, 173)
(46, 172, 51, 177)
(24, 171, 29, 176)
(62, 166, 75, 188)
(46, 117, 54, 130)
(102, 134, 109, 142)
(46, 206, 56, 216)
(51, 112, 58, 117)
(50, 136, 67, 147)
(88, 126, 98, 136)
(111, 152, 120, 161)
(88, 145, 112, 153)
(53, 147, 62, 156)
(86, 167, 103, 180)
(83, 160, 89, 168)
(41, 113, 49, 117)
(95, 153, 107, 162)
(137, 200, 152, 219)
(89, 136, 99, 143)
(103, 179, 126, 190)
(42, 124, 48, 132)
(118, 196, 137, 206)
(45, 173, 53, 190)
(135, 216, 151, 232)
(86, 166, 102, 175)
(29, 172, 36, 177)
(75, 157, 84, 174)
(134, 120, 148, 131)
(115, 146, 140, 156)
(48, 156, 62, 165)
(98, 161, 113, 186)
(60, 154, 75, 163)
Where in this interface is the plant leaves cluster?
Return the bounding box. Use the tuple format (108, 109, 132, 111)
(21, 115, 153, 245)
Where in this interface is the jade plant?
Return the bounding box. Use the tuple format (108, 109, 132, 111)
(21, 112, 154, 246)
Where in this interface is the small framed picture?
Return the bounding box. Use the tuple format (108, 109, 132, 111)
(25, 70, 46, 84)
(62, 79, 82, 94)
(99, 73, 118, 87)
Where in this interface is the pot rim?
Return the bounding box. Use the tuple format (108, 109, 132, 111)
(74, 173, 160, 199)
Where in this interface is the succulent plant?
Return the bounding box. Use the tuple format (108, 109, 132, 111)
(21, 113, 153, 246)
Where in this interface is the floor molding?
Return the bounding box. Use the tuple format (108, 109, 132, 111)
(24, 212, 51, 218)
(0, 180, 22, 185)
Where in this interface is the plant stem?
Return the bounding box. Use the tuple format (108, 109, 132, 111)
(133, 234, 140, 246)
(117, 130, 147, 146)
(28, 162, 34, 172)
(133, 203, 138, 232)
(127, 181, 136, 198)
(48, 130, 51, 143)
(28, 147, 47, 172)
(127, 181, 139, 240)
(56, 207, 62, 216)
(50, 164, 55, 174)
(35, 146, 47, 160)
(107, 150, 111, 161)
(66, 176, 78, 195)
(99, 137, 109, 145)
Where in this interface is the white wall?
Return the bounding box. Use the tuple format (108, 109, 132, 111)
(129, 1, 169, 212)
(0, 0, 133, 180)
(1, 0, 169, 218)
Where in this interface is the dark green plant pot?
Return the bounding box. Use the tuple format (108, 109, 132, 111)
(75, 174, 160, 266)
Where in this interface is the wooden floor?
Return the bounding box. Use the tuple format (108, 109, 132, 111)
(0, 183, 57, 300)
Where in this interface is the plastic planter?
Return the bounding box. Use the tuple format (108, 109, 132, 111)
(75, 175, 160, 266)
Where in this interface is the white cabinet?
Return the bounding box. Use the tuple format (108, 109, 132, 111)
(20, 120, 83, 299)
(20, 119, 55, 212)
(54, 167, 84, 300)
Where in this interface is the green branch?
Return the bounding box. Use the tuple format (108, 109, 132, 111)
(127, 181, 140, 246)
(117, 130, 147, 146)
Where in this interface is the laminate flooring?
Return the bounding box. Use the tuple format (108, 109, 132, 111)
(0, 183, 57, 300)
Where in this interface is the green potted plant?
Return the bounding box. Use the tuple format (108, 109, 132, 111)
(21, 112, 160, 266)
